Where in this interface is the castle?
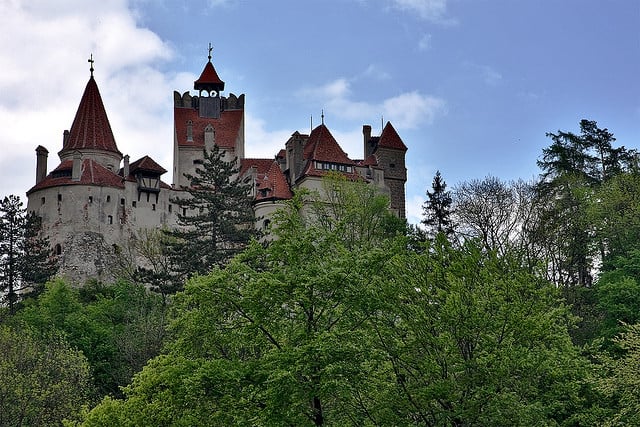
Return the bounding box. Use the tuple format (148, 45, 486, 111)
(26, 51, 408, 285)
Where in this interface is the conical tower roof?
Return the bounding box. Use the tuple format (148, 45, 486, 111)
(61, 76, 121, 156)
(194, 48, 225, 93)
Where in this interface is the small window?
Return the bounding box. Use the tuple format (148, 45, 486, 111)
(193, 159, 204, 165)
(183, 207, 187, 216)
(152, 204, 156, 211)
(263, 219, 271, 230)
(120, 198, 125, 205)
(390, 163, 396, 168)
(57, 194, 62, 202)
(41, 197, 45, 205)
(106, 195, 111, 202)
(132, 201, 137, 208)
(55, 244, 62, 255)
(108, 215, 113, 224)
(168, 204, 172, 213)
(88, 196, 93, 203)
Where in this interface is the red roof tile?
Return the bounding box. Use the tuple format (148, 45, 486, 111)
(240, 158, 293, 201)
(128, 155, 167, 175)
(27, 159, 124, 194)
(378, 122, 407, 151)
(304, 124, 354, 164)
(61, 77, 121, 156)
(174, 108, 242, 150)
(194, 61, 225, 92)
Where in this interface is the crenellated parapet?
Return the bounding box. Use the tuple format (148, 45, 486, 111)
(173, 91, 245, 110)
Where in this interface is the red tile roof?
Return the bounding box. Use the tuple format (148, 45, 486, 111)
(128, 155, 167, 175)
(378, 122, 407, 151)
(194, 61, 225, 92)
(61, 77, 121, 156)
(241, 158, 293, 201)
(303, 124, 354, 164)
(27, 159, 124, 194)
(174, 108, 242, 150)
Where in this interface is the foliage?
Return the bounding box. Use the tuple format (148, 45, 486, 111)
(375, 236, 589, 425)
(164, 145, 257, 289)
(595, 323, 640, 426)
(16, 279, 167, 399)
(84, 193, 589, 425)
(421, 170, 455, 239)
(0, 195, 57, 313)
(0, 324, 91, 426)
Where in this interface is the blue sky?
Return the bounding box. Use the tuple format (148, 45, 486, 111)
(1, 0, 638, 224)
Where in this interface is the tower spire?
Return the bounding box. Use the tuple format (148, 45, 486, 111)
(208, 42, 213, 62)
(88, 53, 95, 77)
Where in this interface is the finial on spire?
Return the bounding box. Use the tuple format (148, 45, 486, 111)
(88, 53, 95, 77)
(321, 109, 325, 125)
(208, 43, 213, 62)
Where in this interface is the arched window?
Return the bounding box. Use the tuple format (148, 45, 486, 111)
(55, 244, 62, 255)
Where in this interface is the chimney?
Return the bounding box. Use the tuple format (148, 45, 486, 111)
(363, 125, 373, 158)
(123, 154, 130, 177)
(35, 145, 49, 184)
(72, 151, 82, 181)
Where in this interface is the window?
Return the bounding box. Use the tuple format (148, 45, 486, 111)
(57, 194, 62, 202)
(263, 219, 271, 230)
(120, 198, 125, 205)
(132, 201, 137, 208)
(55, 244, 62, 255)
(193, 159, 204, 165)
(390, 163, 396, 168)
(183, 207, 187, 216)
(152, 204, 156, 211)
(88, 196, 93, 203)
(106, 195, 111, 202)
(108, 215, 113, 224)
(41, 197, 45, 205)
(168, 204, 172, 213)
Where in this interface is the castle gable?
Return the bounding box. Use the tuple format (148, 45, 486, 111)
(174, 108, 242, 150)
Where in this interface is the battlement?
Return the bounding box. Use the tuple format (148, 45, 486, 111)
(173, 91, 245, 110)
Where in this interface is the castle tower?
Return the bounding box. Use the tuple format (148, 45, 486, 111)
(365, 122, 408, 218)
(58, 59, 123, 173)
(173, 45, 245, 188)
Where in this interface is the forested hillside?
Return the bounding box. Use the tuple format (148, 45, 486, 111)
(2, 120, 640, 426)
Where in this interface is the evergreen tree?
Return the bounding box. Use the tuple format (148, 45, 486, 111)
(421, 170, 454, 238)
(164, 146, 256, 288)
(0, 196, 57, 312)
(0, 195, 24, 312)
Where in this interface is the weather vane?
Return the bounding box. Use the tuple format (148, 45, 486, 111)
(88, 53, 95, 77)
(208, 43, 213, 61)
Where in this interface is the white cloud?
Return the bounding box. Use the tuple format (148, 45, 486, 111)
(389, 0, 454, 24)
(297, 78, 445, 131)
(0, 0, 177, 199)
(244, 113, 294, 158)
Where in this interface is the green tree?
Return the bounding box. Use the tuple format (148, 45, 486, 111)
(0, 325, 91, 426)
(0, 195, 26, 312)
(165, 146, 256, 288)
(421, 170, 455, 239)
(374, 236, 589, 425)
(16, 279, 167, 399)
(21, 212, 58, 297)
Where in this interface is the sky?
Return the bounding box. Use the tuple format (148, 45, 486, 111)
(1, 0, 638, 224)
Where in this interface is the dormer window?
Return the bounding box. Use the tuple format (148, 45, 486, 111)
(136, 173, 160, 193)
(186, 120, 194, 142)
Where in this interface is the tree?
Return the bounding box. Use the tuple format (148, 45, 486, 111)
(372, 237, 589, 425)
(16, 279, 167, 399)
(0, 195, 26, 313)
(0, 325, 91, 426)
(164, 146, 256, 287)
(0, 195, 56, 313)
(421, 170, 454, 239)
(84, 189, 589, 426)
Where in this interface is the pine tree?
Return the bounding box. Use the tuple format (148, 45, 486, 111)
(421, 170, 454, 239)
(21, 212, 58, 297)
(0, 195, 24, 312)
(163, 146, 256, 288)
(0, 196, 57, 312)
